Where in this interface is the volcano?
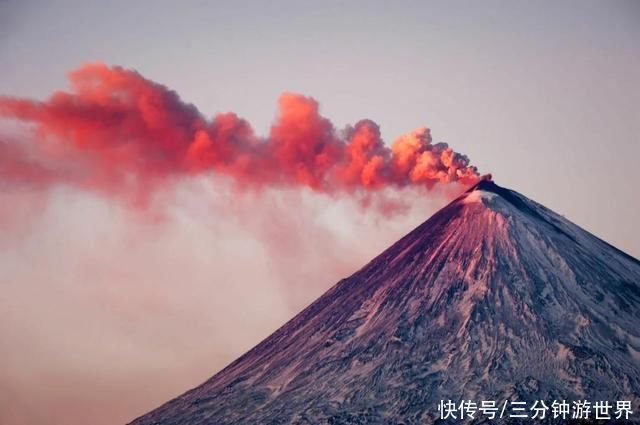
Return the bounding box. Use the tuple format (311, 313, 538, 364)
(130, 180, 640, 424)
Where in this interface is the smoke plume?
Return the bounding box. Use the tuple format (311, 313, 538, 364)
(0, 63, 481, 425)
(0, 62, 479, 204)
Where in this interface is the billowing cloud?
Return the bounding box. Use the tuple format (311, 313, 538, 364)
(0, 63, 479, 204)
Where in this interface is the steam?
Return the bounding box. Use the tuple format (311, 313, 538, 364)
(0, 62, 479, 205)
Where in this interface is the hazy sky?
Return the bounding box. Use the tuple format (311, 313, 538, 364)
(2, 0, 639, 253)
(1, 1, 639, 424)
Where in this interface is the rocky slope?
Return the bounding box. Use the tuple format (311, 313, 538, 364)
(130, 179, 640, 424)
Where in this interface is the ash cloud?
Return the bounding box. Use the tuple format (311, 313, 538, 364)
(0, 62, 479, 205)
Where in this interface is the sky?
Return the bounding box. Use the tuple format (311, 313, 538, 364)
(0, 1, 639, 424)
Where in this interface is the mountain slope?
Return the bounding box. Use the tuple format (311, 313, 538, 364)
(130, 179, 640, 424)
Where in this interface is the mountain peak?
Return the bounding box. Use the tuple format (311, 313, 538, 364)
(468, 173, 494, 189)
(464, 173, 505, 196)
(458, 175, 548, 223)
